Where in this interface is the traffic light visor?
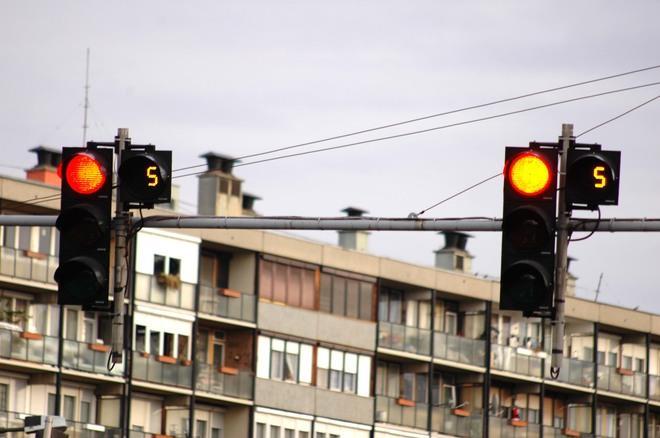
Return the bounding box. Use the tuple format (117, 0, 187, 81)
(507, 152, 552, 197)
(66, 153, 107, 195)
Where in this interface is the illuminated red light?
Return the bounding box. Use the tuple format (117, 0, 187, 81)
(508, 152, 552, 197)
(66, 153, 107, 195)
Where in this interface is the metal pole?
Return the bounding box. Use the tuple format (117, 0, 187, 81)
(551, 124, 572, 374)
(55, 305, 64, 415)
(112, 128, 130, 364)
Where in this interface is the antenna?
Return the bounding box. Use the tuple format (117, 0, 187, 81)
(594, 272, 604, 301)
(82, 48, 91, 147)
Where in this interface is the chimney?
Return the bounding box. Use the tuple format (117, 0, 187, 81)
(26, 146, 61, 186)
(242, 192, 261, 217)
(434, 231, 474, 273)
(338, 207, 369, 252)
(197, 152, 244, 216)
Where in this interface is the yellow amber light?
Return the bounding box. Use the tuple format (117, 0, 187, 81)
(508, 152, 551, 197)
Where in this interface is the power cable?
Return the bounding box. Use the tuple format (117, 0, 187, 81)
(414, 172, 503, 217)
(172, 63, 660, 173)
(172, 80, 660, 180)
(576, 93, 660, 138)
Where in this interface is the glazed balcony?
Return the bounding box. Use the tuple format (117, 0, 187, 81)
(0, 411, 122, 438)
(62, 339, 124, 377)
(597, 364, 646, 397)
(134, 272, 195, 310)
(432, 406, 482, 437)
(434, 332, 486, 367)
(0, 326, 58, 366)
(195, 362, 253, 400)
(375, 395, 428, 430)
(132, 352, 192, 389)
(545, 357, 594, 388)
(199, 285, 256, 323)
(489, 416, 541, 438)
(0, 247, 57, 284)
(491, 344, 543, 378)
(378, 321, 431, 356)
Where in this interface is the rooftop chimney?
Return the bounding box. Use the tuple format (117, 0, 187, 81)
(242, 192, 261, 217)
(338, 207, 369, 252)
(434, 231, 474, 273)
(197, 152, 244, 216)
(26, 146, 61, 186)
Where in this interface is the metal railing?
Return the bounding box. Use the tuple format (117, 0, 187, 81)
(489, 416, 541, 438)
(62, 339, 123, 377)
(378, 321, 431, 356)
(199, 285, 256, 322)
(597, 364, 646, 397)
(195, 363, 253, 399)
(431, 406, 482, 437)
(650, 375, 660, 401)
(0, 326, 58, 366)
(491, 344, 543, 377)
(134, 273, 195, 310)
(544, 356, 594, 387)
(434, 332, 485, 366)
(132, 352, 192, 388)
(0, 247, 57, 284)
(375, 395, 428, 430)
(0, 411, 121, 438)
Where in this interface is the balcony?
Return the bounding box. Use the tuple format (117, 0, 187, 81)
(62, 339, 124, 377)
(434, 332, 485, 367)
(649, 375, 660, 401)
(0, 247, 57, 284)
(132, 352, 192, 389)
(597, 364, 646, 397)
(545, 357, 594, 388)
(195, 362, 253, 400)
(489, 416, 541, 438)
(0, 326, 58, 366)
(378, 321, 431, 356)
(134, 273, 194, 310)
(0, 411, 121, 438)
(491, 344, 543, 378)
(375, 395, 428, 430)
(432, 406, 482, 437)
(199, 285, 255, 323)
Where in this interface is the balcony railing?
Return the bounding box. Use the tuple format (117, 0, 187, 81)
(489, 416, 541, 438)
(375, 395, 428, 430)
(649, 375, 660, 401)
(0, 247, 57, 284)
(491, 344, 543, 377)
(199, 285, 256, 322)
(0, 326, 58, 366)
(378, 321, 431, 356)
(597, 364, 646, 397)
(434, 332, 485, 367)
(195, 362, 253, 399)
(544, 356, 594, 387)
(0, 411, 121, 438)
(134, 273, 195, 310)
(62, 339, 124, 377)
(432, 406, 482, 437)
(132, 352, 192, 388)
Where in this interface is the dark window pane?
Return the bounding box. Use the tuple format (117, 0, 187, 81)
(319, 274, 332, 312)
(63, 395, 75, 420)
(18, 227, 30, 251)
(301, 269, 316, 310)
(135, 325, 146, 352)
(38, 227, 51, 254)
(331, 277, 346, 316)
(271, 350, 283, 380)
(415, 373, 428, 403)
(389, 290, 402, 324)
(150, 331, 160, 355)
(345, 280, 359, 319)
(47, 393, 56, 415)
(169, 258, 181, 276)
(200, 255, 215, 287)
(259, 260, 273, 300)
(178, 335, 189, 359)
(3, 226, 16, 247)
(154, 255, 166, 275)
(0, 384, 7, 411)
(273, 263, 287, 303)
(378, 289, 389, 321)
(285, 352, 298, 382)
(231, 180, 241, 196)
(359, 282, 373, 320)
(164, 333, 175, 357)
(287, 267, 302, 307)
(401, 372, 414, 400)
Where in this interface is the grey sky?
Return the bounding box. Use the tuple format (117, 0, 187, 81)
(1, 1, 660, 311)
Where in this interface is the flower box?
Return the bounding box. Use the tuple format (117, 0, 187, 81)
(563, 429, 581, 437)
(180, 359, 193, 366)
(219, 288, 241, 298)
(396, 398, 415, 407)
(88, 343, 111, 353)
(21, 331, 43, 341)
(509, 419, 528, 427)
(452, 408, 470, 417)
(156, 355, 177, 364)
(220, 366, 239, 375)
(617, 367, 634, 376)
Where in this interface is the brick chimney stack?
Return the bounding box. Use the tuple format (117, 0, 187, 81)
(26, 146, 61, 186)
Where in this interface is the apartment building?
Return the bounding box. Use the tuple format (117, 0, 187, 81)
(1, 147, 660, 438)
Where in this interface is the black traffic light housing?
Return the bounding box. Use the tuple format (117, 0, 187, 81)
(55, 146, 113, 308)
(566, 144, 620, 210)
(500, 146, 558, 317)
(118, 145, 172, 208)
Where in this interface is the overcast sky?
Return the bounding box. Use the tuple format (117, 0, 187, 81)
(2, 1, 660, 312)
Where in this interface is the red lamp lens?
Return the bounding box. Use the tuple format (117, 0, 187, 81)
(66, 153, 107, 195)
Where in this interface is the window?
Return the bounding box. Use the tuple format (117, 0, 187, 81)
(0, 384, 8, 411)
(196, 420, 207, 438)
(135, 325, 146, 352)
(83, 312, 96, 343)
(376, 361, 400, 398)
(607, 352, 617, 367)
(63, 395, 75, 421)
(154, 255, 166, 275)
(259, 257, 316, 310)
(150, 331, 161, 355)
(47, 393, 56, 415)
(455, 255, 464, 270)
(284, 429, 294, 438)
(65, 309, 78, 340)
(178, 335, 189, 360)
(80, 400, 91, 423)
(299, 433, 309, 438)
(256, 423, 266, 438)
(622, 355, 633, 370)
(169, 258, 181, 276)
(164, 333, 175, 357)
(211, 427, 221, 438)
(317, 347, 371, 396)
(257, 336, 312, 384)
(321, 270, 375, 320)
(379, 288, 402, 324)
(3, 226, 16, 248)
(38, 227, 52, 254)
(635, 358, 644, 373)
(18, 227, 30, 251)
(270, 425, 281, 438)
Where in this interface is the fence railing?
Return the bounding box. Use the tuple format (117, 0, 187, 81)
(0, 411, 121, 438)
(195, 363, 253, 399)
(199, 285, 256, 322)
(597, 364, 646, 397)
(378, 321, 431, 356)
(0, 326, 58, 366)
(491, 344, 543, 377)
(375, 395, 428, 430)
(489, 416, 541, 438)
(434, 332, 485, 366)
(431, 406, 482, 437)
(62, 339, 123, 377)
(544, 356, 594, 387)
(132, 352, 192, 388)
(0, 247, 57, 284)
(134, 273, 195, 310)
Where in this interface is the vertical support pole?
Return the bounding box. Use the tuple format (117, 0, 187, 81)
(592, 322, 599, 436)
(551, 123, 573, 373)
(539, 318, 546, 438)
(188, 246, 202, 438)
(428, 289, 436, 434)
(645, 333, 650, 438)
(55, 305, 64, 415)
(483, 301, 492, 438)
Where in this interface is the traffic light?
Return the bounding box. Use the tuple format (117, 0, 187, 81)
(55, 147, 113, 307)
(118, 146, 172, 207)
(566, 144, 620, 210)
(500, 146, 558, 317)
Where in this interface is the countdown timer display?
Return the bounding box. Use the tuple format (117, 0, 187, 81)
(566, 149, 620, 209)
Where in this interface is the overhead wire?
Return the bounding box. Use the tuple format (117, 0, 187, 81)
(172, 63, 660, 173)
(576, 93, 660, 138)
